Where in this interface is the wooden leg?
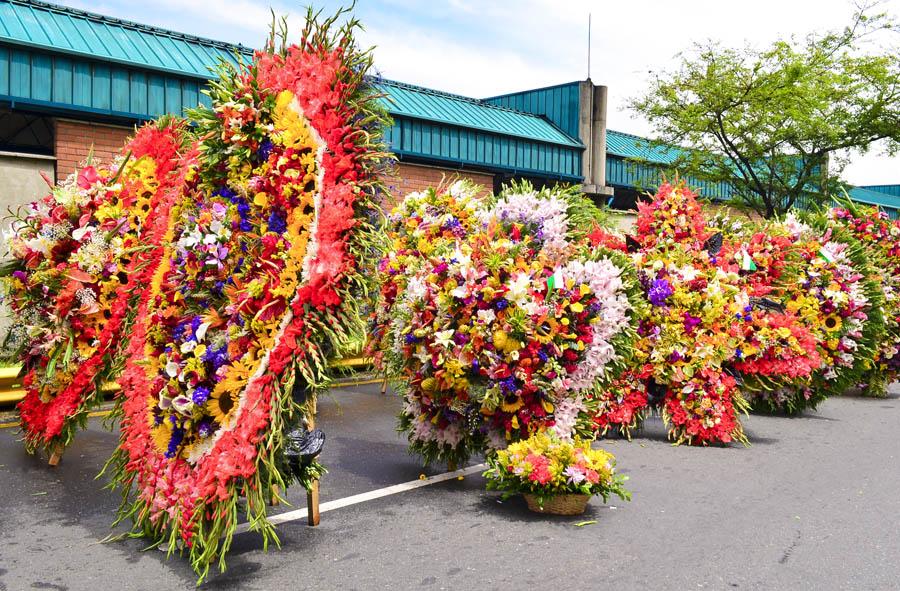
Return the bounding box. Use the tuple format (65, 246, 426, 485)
(380, 379, 388, 395)
(447, 459, 457, 472)
(307, 481, 320, 526)
(48, 443, 63, 467)
(306, 393, 320, 526)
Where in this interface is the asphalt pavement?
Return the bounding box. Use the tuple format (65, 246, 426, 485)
(0, 382, 898, 591)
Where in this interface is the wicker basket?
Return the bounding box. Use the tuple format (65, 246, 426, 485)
(523, 493, 590, 515)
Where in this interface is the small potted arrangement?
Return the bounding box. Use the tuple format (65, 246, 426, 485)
(483, 432, 631, 515)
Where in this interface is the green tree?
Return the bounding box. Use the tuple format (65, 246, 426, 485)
(631, 4, 900, 218)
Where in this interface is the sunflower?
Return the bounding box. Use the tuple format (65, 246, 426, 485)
(823, 314, 843, 333)
(500, 396, 524, 413)
(207, 388, 238, 425)
(533, 317, 559, 345)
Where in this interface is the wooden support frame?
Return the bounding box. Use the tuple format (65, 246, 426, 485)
(306, 394, 321, 526)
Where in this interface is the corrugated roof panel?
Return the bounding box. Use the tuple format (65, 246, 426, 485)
(0, 0, 253, 78)
(606, 129, 684, 165)
(849, 186, 900, 210)
(376, 79, 583, 149)
(862, 184, 900, 197)
(485, 82, 583, 140)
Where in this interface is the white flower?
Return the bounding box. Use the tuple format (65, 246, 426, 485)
(195, 322, 211, 342)
(505, 272, 532, 306)
(434, 329, 455, 349)
(477, 309, 496, 324)
(406, 276, 427, 302)
(165, 360, 180, 378)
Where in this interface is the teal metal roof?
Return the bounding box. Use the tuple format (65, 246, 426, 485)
(375, 79, 582, 149)
(606, 129, 684, 165)
(862, 184, 900, 198)
(848, 186, 900, 210)
(485, 81, 583, 140)
(0, 0, 252, 79)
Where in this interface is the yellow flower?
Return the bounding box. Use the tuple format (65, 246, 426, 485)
(207, 388, 237, 425)
(823, 314, 843, 333)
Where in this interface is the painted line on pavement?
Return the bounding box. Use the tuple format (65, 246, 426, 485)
(235, 463, 486, 534)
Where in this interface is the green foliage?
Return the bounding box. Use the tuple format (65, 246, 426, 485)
(631, 4, 900, 218)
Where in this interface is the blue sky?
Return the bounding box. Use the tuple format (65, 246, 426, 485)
(55, 0, 900, 185)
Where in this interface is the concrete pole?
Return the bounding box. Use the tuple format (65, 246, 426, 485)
(592, 84, 610, 192)
(578, 80, 594, 184)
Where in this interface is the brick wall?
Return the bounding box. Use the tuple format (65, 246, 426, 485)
(381, 162, 495, 207)
(54, 119, 133, 179)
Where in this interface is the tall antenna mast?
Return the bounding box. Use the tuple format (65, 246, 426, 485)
(587, 13, 591, 80)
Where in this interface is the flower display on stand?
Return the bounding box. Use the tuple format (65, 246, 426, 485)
(622, 182, 751, 445)
(368, 181, 483, 371)
(828, 198, 900, 396)
(1, 122, 185, 456)
(772, 212, 884, 407)
(483, 431, 630, 515)
(377, 184, 640, 467)
(104, 10, 390, 580)
(709, 219, 825, 409)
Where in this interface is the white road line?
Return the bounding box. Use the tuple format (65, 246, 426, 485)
(235, 463, 486, 534)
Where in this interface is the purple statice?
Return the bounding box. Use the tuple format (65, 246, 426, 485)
(494, 297, 509, 311)
(192, 385, 211, 405)
(683, 312, 701, 332)
(647, 278, 674, 306)
(213, 187, 237, 202)
(197, 419, 214, 439)
(257, 139, 274, 162)
(165, 423, 184, 459)
(499, 377, 517, 394)
(404, 333, 418, 345)
(267, 210, 287, 234)
(204, 345, 229, 371)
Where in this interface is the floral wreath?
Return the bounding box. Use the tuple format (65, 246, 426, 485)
(105, 10, 390, 580)
(2, 122, 185, 456)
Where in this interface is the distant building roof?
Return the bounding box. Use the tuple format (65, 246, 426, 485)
(0, 0, 252, 79)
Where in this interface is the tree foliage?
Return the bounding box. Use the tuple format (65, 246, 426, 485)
(631, 3, 900, 218)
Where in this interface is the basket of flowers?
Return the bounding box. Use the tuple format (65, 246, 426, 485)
(483, 432, 630, 515)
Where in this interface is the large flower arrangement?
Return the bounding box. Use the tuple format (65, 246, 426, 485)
(1, 122, 185, 456)
(828, 198, 900, 396)
(626, 183, 750, 444)
(368, 181, 483, 370)
(378, 184, 640, 467)
(774, 213, 884, 405)
(105, 11, 390, 580)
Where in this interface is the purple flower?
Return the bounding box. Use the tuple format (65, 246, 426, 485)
(165, 424, 184, 459)
(267, 210, 287, 234)
(648, 278, 673, 306)
(257, 139, 274, 162)
(197, 419, 214, 439)
(683, 312, 701, 332)
(192, 385, 211, 405)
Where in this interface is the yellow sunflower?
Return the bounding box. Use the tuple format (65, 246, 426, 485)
(207, 388, 238, 425)
(823, 314, 843, 333)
